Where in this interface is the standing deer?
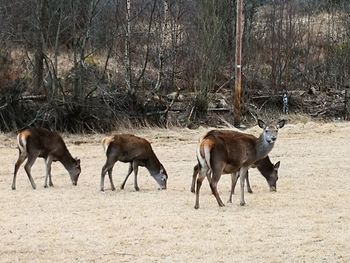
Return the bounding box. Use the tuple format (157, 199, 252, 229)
(100, 134, 168, 191)
(194, 119, 285, 209)
(191, 155, 280, 202)
(12, 128, 81, 190)
(190, 130, 281, 195)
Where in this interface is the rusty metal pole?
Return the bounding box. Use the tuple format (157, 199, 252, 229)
(234, 0, 243, 127)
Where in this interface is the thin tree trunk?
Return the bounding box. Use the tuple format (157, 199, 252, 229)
(136, 0, 157, 84)
(72, 0, 80, 100)
(52, 1, 63, 100)
(345, 86, 350, 120)
(125, 0, 133, 95)
(33, 0, 45, 94)
(72, 0, 99, 101)
(169, 2, 181, 91)
(154, 0, 169, 92)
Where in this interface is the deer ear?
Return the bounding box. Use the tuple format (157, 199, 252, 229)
(258, 119, 266, 129)
(277, 120, 286, 129)
(274, 161, 280, 169)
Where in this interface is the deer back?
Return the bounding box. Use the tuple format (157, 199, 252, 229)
(201, 131, 259, 169)
(18, 128, 70, 160)
(104, 134, 157, 164)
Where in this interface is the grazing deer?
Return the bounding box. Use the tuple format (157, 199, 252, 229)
(228, 156, 280, 203)
(12, 128, 81, 190)
(194, 119, 285, 209)
(191, 155, 280, 202)
(100, 134, 168, 192)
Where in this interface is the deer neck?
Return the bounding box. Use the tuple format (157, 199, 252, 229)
(60, 150, 75, 171)
(255, 133, 274, 161)
(146, 154, 162, 176)
(256, 156, 274, 179)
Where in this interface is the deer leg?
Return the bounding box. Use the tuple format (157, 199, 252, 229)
(228, 172, 239, 203)
(206, 170, 215, 194)
(191, 164, 199, 193)
(100, 164, 107, 192)
(101, 160, 116, 192)
(239, 167, 249, 206)
(209, 173, 225, 207)
(194, 168, 206, 209)
(44, 156, 53, 188)
(12, 151, 28, 190)
(132, 162, 139, 191)
(108, 166, 116, 191)
(246, 171, 253, 194)
(48, 172, 54, 187)
(120, 163, 133, 190)
(24, 154, 38, 190)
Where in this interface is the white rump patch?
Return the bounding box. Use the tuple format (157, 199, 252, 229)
(17, 134, 27, 153)
(196, 145, 206, 169)
(103, 142, 110, 153)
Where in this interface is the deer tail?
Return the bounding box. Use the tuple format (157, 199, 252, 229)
(17, 133, 27, 153)
(196, 141, 212, 177)
(101, 137, 111, 154)
(203, 145, 212, 171)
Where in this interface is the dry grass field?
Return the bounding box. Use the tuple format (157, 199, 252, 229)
(0, 121, 349, 262)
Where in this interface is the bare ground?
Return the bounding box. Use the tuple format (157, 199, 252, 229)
(0, 122, 350, 262)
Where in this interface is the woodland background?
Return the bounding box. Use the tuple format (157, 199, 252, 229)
(0, 0, 350, 132)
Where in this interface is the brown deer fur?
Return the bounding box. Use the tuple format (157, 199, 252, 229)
(191, 155, 280, 201)
(12, 128, 81, 190)
(228, 155, 280, 202)
(194, 119, 285, 209)
(191, 130, 281, 198)
(100, 134, 168, 191)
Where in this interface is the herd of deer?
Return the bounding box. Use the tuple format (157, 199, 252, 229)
(11, 119, 285, 209)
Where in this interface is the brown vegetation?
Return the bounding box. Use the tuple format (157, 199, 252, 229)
(0, 1, 350, 131)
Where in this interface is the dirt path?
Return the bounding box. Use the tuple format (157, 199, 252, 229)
(0, 122, 349, 262)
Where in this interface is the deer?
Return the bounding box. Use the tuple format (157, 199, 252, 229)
(191, 155, 280, 202)
(227, 155, 280, 202)
(194, 119, 285, 209)
(100, 134, 168, 192)
(12, 128, 81, 190)
(190, 129, 281, 195)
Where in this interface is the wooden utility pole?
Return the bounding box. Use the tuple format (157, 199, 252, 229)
(234, 0, 243, 127)
(154, 0, 169, 92)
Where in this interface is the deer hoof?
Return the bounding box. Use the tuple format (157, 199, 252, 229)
(240, 201, 246, 206)
(135, 186, 140, 191)
(111, 187, 116, 191)
(248, 189, 253, 194)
